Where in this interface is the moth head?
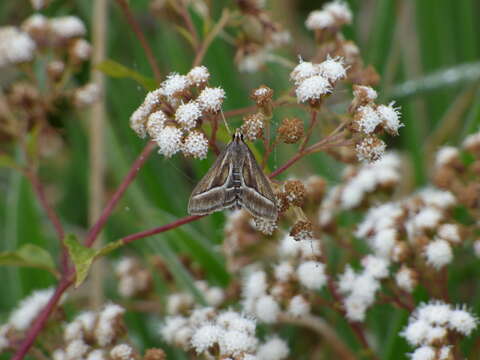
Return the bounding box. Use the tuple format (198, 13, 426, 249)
(233, 129, 244, 142)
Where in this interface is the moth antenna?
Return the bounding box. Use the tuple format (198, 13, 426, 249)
(220, 109, 231, 135)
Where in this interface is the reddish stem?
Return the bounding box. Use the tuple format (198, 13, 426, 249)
(114, 0, 162, 82)
(84, 141, 156, 248)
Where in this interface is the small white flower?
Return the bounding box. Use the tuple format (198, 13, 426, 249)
(255, 295, 280, 323)
(219, 330, 257, 356)
(71, 39, 91, 60)
(290, 61, 318, 84)
(362, 255, 389, 279)
(49, 16, 86, 39)
(371, 228, 397, 258)
(279, 234, 302, 257)
(413, 207, 443, 231)
(76, 311, 96, 334)
(356, 105, 382, 134)
(205, 287, 225, 307)
(410, 346, 435, 360)
(156, 125, 183, 157)
(316, 56, 347, 82)
(175, 101, 202, 130)
(305, 10, 335, 30)
(66, 339, 89, 360)
(189, 307, 215, 327)
(52, 349, 66, 360)
(424, 239, 453, 269)
(95, 304, 125, 346)
(197, 87, 225, 112)
(417, 301, 451, 326)
(288, 295, 311, 317)
(425, 325, 447, 345)
(8, 287, 55, 331)
(160, 316, 188, 344)
(395, 266, 416, 293)
(463, 131, 480, 150)
(110, 344, 133, 360)
(74, 83, 101, 107)
(439, 346, 452, 360)
(337, 266, 356, 294)
(182, 131, 209, 159)
(297, 261, 327, 290)
(350, 273, 379, 304)
(187, 65, 210, 85)
(344, 296, 368, 322)
(419, 188, 456, 209)
(161, 73, 190, 98)
(377, 102, 403, 135)
(448, 307, 478, 335)
(324, 1, 353, 24)
(87, 349, 106, 360)
(22, 14, 48, 34)
(64, 321, 83, 342)
(257, 337, 290, 360)
(402, 319, 430, 346)
(435, 146, 459, 167)
(243, 270, 268, 299)
(274, 262, 294, 282)
(191, 324, 221, 353)
(217, 311, 256, 335)
(295, 75, 331, 103)
(166, 293, 194, 315)
(353, 85, 377, 101)
(146, 111, 168, 138)
(0, 27, 36, 68)
(437, 223, 460, 243)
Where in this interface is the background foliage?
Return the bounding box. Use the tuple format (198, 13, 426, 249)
(1, 0, 480, 358)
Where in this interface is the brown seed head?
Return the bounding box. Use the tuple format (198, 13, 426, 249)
(241, 112, 264, 141)
(278, 117, 304, 144)
(355, 135, 386, 163)
(144, 349, 166, 360)
(284, 180, 306, 207)
(250, 85, 273, 106)
(290, 220, 315, 241)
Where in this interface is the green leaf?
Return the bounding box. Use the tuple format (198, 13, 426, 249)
(96, 239, 124, 257)
(65, 234, 96, 287)
(0, 244, 55, 273)
(96, 59, 158, 90)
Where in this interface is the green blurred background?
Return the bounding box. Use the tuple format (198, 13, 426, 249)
(1, 0, 480, 358)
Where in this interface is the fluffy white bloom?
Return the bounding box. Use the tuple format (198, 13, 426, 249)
(219, 330, 257, 356)
(274, 262, 294, 282)
(305, 10, 335, 30)
(295, 75, 331, 103)
(197, 87, 225, 112)
(419, 188, 456, 209)
(189, 307, 215, 327)
(288, 295, 310, 317)
(156, 126, 183, 157)
(238, 50, 268, 73)
(350, 273, 379, 304)
(437, 223, 460, 243)
(243, 270, 268, 300)
(64, 321, 83, 342)
(377, 102, 403, 135)
(395, 267, 416, 292)
(166, 293, 194, 315)
(49, 16, 86, 39)
(191, 324, 221, 353)
(66, 339, 89, 360)
(175, 101, 202, 130)
(74, 83, 101, 107)
(279, 234, 301, 257)
(146, 111, 168, 138)
(8, 287, 54, 331)
(362, 255, 389, 279)
(160, 316, 188, 343)
(317, 56, 347, 82)
(161, 73, 190, 97)
(463, 131, 480, 149)
(0, 27, 36, 68)
(324, 1, 353, 23)
(344, 295, 368, 322)
(76, 311, 96, 334)
(413, 207, 443, 230)
(182, 131, 209, 159)
(290, 61, 318, 84)
(95, 304, 125, 346)
(356, 105, 382, 134)
(71, 39, 91, 60)
(110, 344, 133, 360)
(87, 350, 106, 360)
(52, 349, 66, 360)
(257, 337, 290, 360)
(410, 346, 435, 360)
(205, 287, 225, 307)
(297, 261, 327, 290)
(424, 239, 453, 269)
(435, 146, 458, 167)
(439, 347, 451, 360)
(448, 307, 478, 335)
(187, 65, 210, 85)
(353, 85, 377, 101)
(402, 319, 430, 346)
(425, 325, 447, 344)
(337, 266, 356, 294)
(255, 295, 280, 323)
(22, 14, 48, 34)
(217, 311, 256, 335)
(371, 228, 397, 258)
(356, 202, 403, 238)
(417, 301, 451, 326)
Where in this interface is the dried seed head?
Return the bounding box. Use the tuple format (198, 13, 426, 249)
(350, 85, 377, 112)
(250, 85, 273, 106)
(352, 105, 382, 134)
(241, 113, 264, 141)
(251, 217, 277, 235)
(275, 192, 290, 213)
(278, 117, 304, 144)
(355, 136, 386, 163)
(392, 242, 410, 263)
(144, 348, 166, 360)
(290, 220, 315, 241)
(284, 180, 306, 207)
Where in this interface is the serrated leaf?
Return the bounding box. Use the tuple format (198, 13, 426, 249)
(65, 234, 96, 287)
(96, 59, 158, 90)
(0, 244, 56, 274)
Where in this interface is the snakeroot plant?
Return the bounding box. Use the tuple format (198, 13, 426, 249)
(0, 1, 479, 360)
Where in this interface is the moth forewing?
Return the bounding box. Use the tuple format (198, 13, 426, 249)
(187, 131, 278, 221)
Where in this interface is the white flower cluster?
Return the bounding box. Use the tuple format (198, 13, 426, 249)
(52, 304, 128, 360)
(337, 255, 390, 322)
(0, 26, 36, 68)
(166, 280, 225, 315)
(7, 287, 55, 331)
(305, 1, 352, 31)
(290, 57, 347, 103)
(401, 301, 478, 359)
(129, 66, 225, 159)
(241, 234, 325, 323)
(115, 257, 152, 298)
(160, 308, 289, 360)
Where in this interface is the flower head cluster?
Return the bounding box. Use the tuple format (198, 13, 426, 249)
(401, 301, 478, 358)
(305, 1, 352, 31)
(0, 27, 36, 68)
(130, 66, 224, 159)
(115, 257, 152, 298)
(290, 57, 347, 104)
(166, 280, 225, 315)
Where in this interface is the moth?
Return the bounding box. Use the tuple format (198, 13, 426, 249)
(188, 130, 277, 220)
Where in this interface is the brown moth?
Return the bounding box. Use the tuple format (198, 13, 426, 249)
(188, 130, 277, 220)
